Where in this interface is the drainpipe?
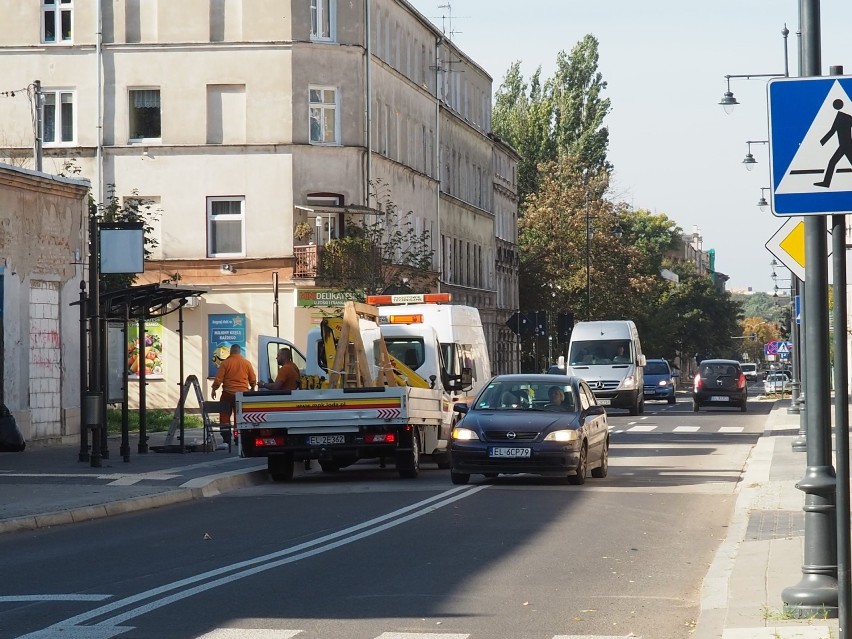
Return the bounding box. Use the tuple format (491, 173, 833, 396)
(435, 37, 442, 292)
(96, 1, 103, 205)
(365, 0, 372, 207)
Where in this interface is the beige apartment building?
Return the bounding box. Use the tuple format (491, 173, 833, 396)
(0, 0, 519, 412)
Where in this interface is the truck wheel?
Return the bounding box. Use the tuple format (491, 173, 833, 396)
(397, 428, 421, 479)
(268, 454, 294, 482)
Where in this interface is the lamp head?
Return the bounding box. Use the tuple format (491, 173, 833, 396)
(742, 153, 757, 170)
(719, 91, 739, 114)
(757, 196, 769, 211)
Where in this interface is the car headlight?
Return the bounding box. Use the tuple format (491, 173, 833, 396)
(544, 430, 580, 442)
(451, 427, 480, 441)
(658, 380, 669, 387)
(621, 376, 636, 390)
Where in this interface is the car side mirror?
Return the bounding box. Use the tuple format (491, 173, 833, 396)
(638, 354, 647, 367)
(453, 402, 469, 414)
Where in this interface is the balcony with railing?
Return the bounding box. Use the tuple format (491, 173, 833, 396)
(294, 244, 321, 278)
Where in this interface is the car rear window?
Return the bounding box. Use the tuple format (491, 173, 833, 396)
(700, 364, 739, 378)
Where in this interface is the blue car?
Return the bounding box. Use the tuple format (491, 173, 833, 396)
(643, 359, 678, 404)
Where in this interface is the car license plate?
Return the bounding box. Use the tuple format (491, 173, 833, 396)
(598, 398, 611, 406)
(307, 435, 345, 445)
(489, 447, 531, 458)
(710, 395, 728, 402)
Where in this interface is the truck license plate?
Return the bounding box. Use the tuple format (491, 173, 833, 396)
(489, 447, 531, 458)
(307, 435, 346, 445)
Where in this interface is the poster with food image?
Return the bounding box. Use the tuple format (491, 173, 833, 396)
(127, 319, 164, 379)
(208, 314, 247, 378)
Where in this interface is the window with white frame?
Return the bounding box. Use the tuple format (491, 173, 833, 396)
(309, 87, 338, 144)
(310, 0, 335, 41)
(42, 0, 73, 44)
(207, 197, 245, 257)
(129, 89, 161, 141)
(43, 90, 75, 144)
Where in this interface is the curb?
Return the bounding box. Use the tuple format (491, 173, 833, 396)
(0, 468, 269, 535)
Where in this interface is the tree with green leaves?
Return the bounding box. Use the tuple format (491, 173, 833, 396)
(493, 34, 611, 208)
(646, 271, 743, 363)
(318, 181, 436, 299)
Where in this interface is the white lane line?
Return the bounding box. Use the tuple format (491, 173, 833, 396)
(195, 631, 302, 638)
(376, 634, 470, 638)
(0, 595, 111, 602)
(673, 426, 700, 433)
(17, 486, 488, 639)
(718, 426, 744, 433)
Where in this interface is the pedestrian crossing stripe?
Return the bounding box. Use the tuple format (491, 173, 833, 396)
(673, 426, 700, 433)
(769, 76, 852, 215)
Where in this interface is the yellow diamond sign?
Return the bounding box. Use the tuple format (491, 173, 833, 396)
(766, 217, 805, 281)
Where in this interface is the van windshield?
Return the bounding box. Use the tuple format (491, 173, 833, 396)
(569, 340, 632, 365)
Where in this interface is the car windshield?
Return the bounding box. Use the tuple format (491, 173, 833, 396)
(741, 364, 756, 371)
(475, 381, 575, 411)
(568, 340, 632, 365)
(644, 361, 669, 375)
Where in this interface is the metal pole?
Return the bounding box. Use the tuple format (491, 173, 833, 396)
(178, 304, 186, 455)
(88, 209, 102, 468)
(99, 316, 109, 459)
(137, 316, 148, 453)
(78, 282, 89, 462)
(789, 276, 803, 415)
(33, 80, 42, 172)
(783, 1, 838, 617)
(584, 171, 590, 320)
(120, 311, 130, 462)
(832, 207, 851, 633)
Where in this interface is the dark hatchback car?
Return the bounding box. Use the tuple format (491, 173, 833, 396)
(448, 374, 610, 485)
(693, 359, 748, 412)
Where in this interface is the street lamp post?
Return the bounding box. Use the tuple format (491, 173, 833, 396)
(584, 169, 591, 320)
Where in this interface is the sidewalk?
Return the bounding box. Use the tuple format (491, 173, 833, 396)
(0, 429, 269, 534)
(693, 399, 839, 639)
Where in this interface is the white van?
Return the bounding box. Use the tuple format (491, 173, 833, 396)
(373, 297, 492, 431)
(565, 320, 646, 415)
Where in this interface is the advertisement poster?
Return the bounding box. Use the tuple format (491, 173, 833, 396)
(127, 319, 164, 380)
(208, 314, 247, 378)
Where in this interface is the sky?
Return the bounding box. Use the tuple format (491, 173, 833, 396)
(406, 0, 852, 294)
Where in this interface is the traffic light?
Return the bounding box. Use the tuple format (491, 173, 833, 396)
(534, 311, 547, 337)
(557, 311, 574, 343)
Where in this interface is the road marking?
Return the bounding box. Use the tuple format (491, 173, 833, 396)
(627, 425, 657, 432)
(0, 595, 111, 602)
(14, 486, 489, 639)
(376, 634, 469, 638)
(718, 426, 745, 433)
(673, 426, 700, 433)
(196, 631, 302, 638)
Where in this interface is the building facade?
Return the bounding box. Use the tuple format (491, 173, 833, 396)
(0, 163, 89, 444)
(0, 0, 519, 413)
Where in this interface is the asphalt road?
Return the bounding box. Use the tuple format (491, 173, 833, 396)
(0, 395, 769, 639)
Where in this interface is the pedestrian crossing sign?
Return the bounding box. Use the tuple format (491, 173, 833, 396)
(768, 76, 852, 216)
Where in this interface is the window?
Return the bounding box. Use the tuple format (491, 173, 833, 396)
(207, 197, 245, 257)
(310, 0, 335, 41)
(129, 89, 161, 141)
(42, 0, 72, 44)
(309, 87, 338, 144)
(43, 90, 74, 144)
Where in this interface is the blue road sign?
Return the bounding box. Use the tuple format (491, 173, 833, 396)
(795, 294, 801, 325)
(768, 76, 852, 216)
